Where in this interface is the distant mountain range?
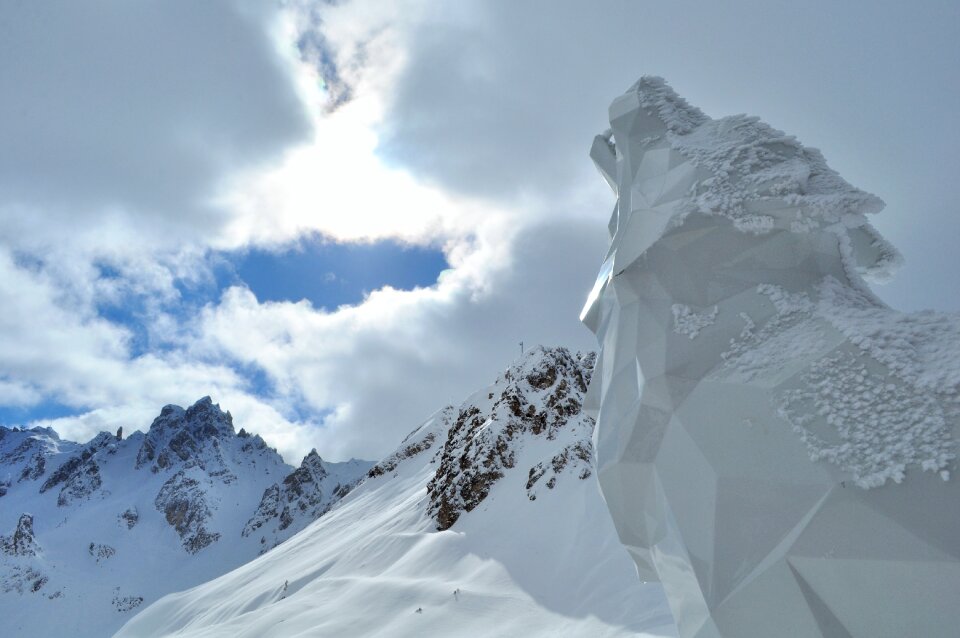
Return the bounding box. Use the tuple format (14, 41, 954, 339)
(2, 347, 676, 637)
(0, 396, 371, 637)
(118, 347, 675, 638)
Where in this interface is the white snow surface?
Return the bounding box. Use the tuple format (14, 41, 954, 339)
(0, 398, 370, 638)
(117, 347, 675, 638)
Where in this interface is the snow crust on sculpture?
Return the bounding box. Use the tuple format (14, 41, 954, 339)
(582, 77, 960, 638)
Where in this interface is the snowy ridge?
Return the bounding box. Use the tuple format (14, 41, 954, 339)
(0, 397, 367, 638)
(427, 346, 595, 529)
(117, 346, 675, 638)
(242, 449, 372, 552)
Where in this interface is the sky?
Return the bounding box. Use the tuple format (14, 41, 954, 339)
(0, 0, 957, 463)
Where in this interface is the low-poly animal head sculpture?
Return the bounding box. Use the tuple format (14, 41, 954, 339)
(582, 77, 959, 638)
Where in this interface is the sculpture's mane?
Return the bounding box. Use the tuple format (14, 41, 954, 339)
(593, 76, 901, 283)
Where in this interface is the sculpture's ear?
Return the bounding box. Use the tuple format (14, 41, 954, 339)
(591, 132, 618, 196)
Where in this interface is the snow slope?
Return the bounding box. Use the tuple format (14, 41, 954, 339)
(0, 397, 370, 638)
(117, 347, 676, 638)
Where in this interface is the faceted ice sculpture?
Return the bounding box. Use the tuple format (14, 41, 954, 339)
(582, 77, 960, 638)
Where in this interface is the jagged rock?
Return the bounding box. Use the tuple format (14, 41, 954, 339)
(118, 507, 139, 530)
(116, 426, 123, 440)
(155, 471, 220, 554)
(40, 432, 114, 506)
(112, 589, 144, 612)
(0, 430, 65, 500)
(134, 398, 238, 483)
(1, 566, 47, 594)
(1, 514, 40, 556)
(115, 347, 664, 638)
(525, 440, 593, 500)
(242, 450, 372, 548)
(427, 347, 595, 530)
(18, 452, 46, 482)
(89, 542, 116, 563)
(0, 397, 317, 637)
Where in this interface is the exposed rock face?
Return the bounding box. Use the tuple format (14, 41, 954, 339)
(135, 397, 276, 550)
(88, 543, 115, 564)
(0, 428, 60, 467)
(155, 471, 221, 554)
(243, 450, 373, 550)
(135, 398, 239, 480)
(427, 347, 595, 530)
(1, 514, 40, 557)
(112, 589, 144, 612)
(583, 77, 960, 637)
(18, 453, 45, 483)
(525, 439, 593, 500)
(1, 428, 65, 489)
(118, 507, 139, 530)
(1, 566, 47, 594)
(0, 396, 364, 638)
(40, 432, 115, 506)
(116, 346, 668, 638)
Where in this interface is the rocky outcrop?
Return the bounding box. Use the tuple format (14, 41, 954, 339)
(112, 589, 144, 612)
(525, 440, 593, 500)
(18, 452, 46, 482)
(243, 450, 372, 549)
(155, 471, 220, 554)
(1, 565, 47, 594)
(89, 542, 116, 564)
(135, 398, 238, 481)
(40, 432, 116, 506)
(0, 397, 349, 637)
(0, 428, 65, 495)
(0, 427, 60, 467)
(1, 514, 40, 557)
(118, 507, 139, 530)
(427, 347, 596, 530)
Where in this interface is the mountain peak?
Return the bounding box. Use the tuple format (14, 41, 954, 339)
(1, 513, 40, 557)
(135, 397, 236, 472)
(427, 345, 596, 530)
(495, 345, 594, 398)
(241, 448, 372, 550)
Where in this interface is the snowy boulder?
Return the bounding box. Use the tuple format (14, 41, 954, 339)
(583, 77, 960, 637)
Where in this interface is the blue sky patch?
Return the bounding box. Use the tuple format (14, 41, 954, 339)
(219, 236, 449, 310)
(0, 399, 78, 429)
(2, 238, 448, 432)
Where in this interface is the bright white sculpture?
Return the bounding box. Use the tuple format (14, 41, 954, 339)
(582, 77, 960, 637)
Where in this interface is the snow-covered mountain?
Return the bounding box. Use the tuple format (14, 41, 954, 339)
(118, 347, 676, 638)
(0, 397, 371, 638)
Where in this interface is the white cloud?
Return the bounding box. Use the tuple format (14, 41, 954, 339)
(2, 0, 956, 466)
(191, 218, 605, 459)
